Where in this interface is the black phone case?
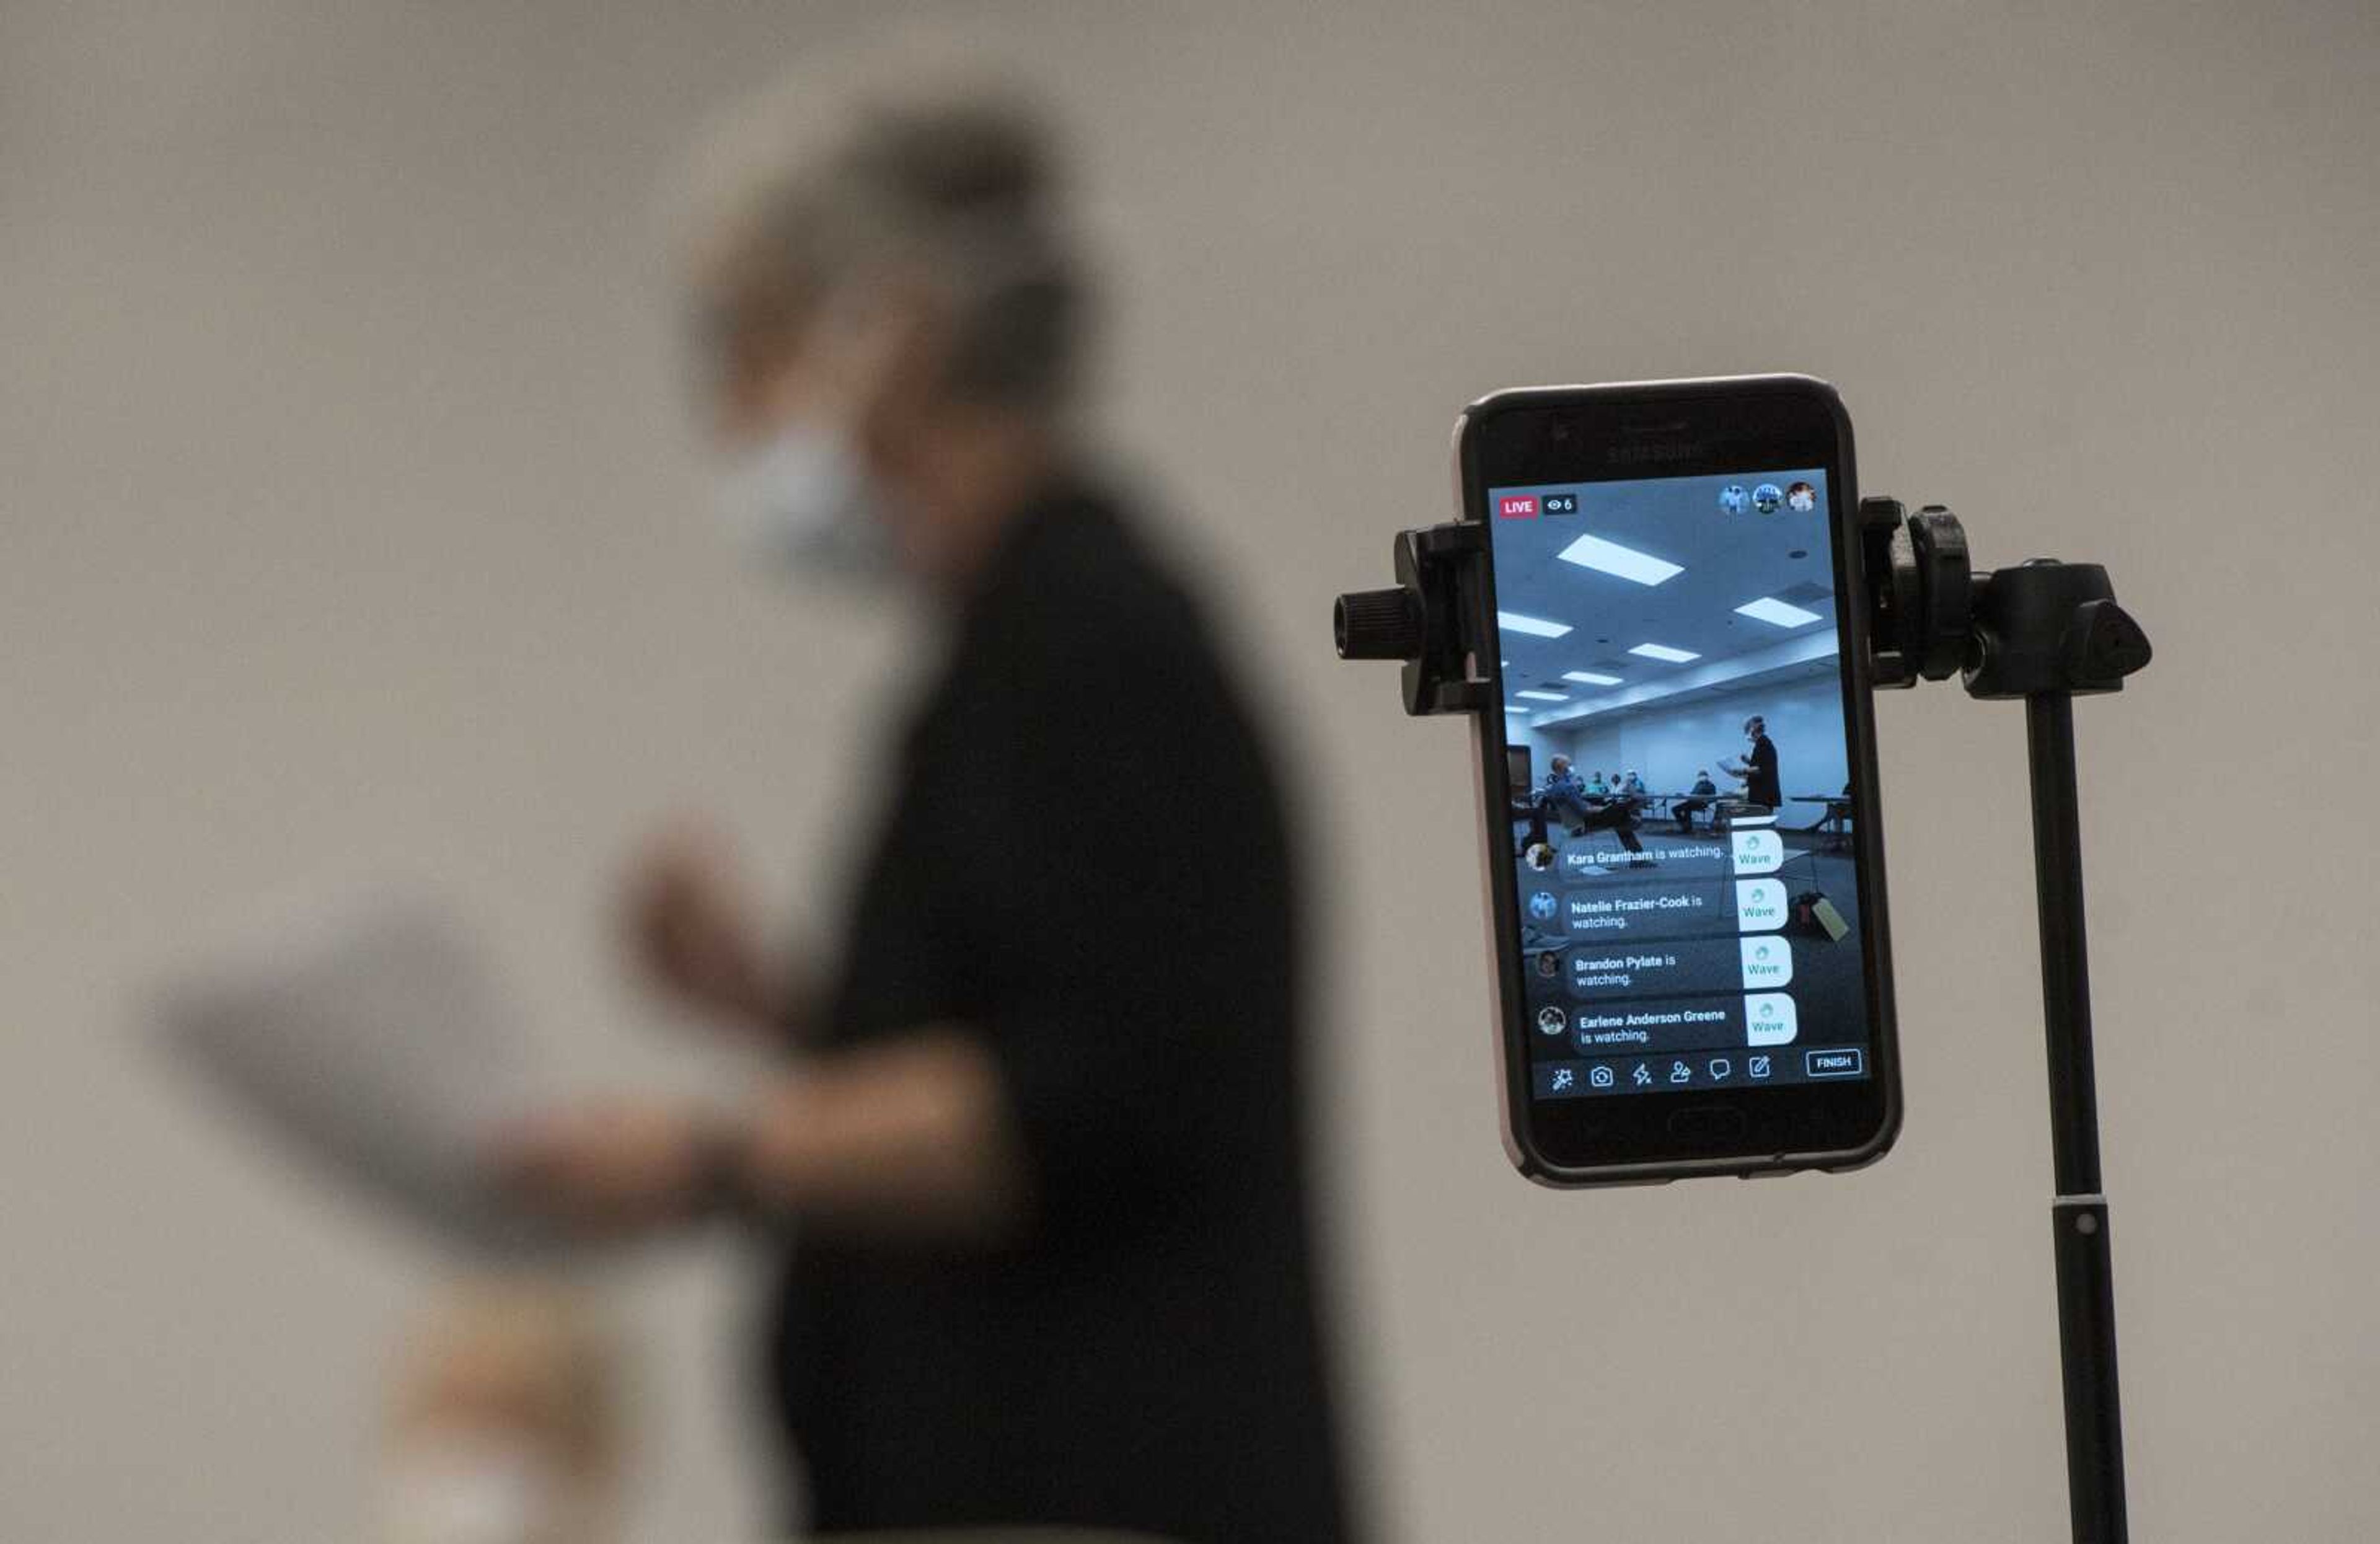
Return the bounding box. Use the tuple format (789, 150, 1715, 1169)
(1457, 374, 1903, 1186)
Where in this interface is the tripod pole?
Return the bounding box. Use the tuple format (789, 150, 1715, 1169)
(2026, 691, 2128, 1544)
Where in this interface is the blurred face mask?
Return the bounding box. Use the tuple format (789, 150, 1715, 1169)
(376, 1438, 569, 1544)
(712, 288, 911, 584)
(712, 415, 896, 581)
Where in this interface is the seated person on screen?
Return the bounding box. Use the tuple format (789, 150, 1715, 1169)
(1520, 755, 1647, 863)
(1674, 769, 1719, 832)
(1538, 756, 1593, 827)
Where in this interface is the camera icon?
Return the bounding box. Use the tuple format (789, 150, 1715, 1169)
(1589, 1064, 1615, 1089)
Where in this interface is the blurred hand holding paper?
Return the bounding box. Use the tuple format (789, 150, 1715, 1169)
(154, 886, 568, 1258)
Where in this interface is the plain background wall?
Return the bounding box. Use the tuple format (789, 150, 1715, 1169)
(5, 3, 2376, 1541)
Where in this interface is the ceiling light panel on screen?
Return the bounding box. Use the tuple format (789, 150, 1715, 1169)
(1629, 642, 1700, 663)
(1555, 532, 1683, 586)
(1498, 611, 1573, 638)
(1735, 596, 1825, 628)
(1562, 671, 1621, 686)
(1515, 689, 1569, 702)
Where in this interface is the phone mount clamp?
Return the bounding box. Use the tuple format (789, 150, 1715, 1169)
(1333, 521, 1496, 716)
(1334, 497, 2151, 1544)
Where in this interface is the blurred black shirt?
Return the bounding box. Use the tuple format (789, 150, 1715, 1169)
(767, 474, 1353, 1544)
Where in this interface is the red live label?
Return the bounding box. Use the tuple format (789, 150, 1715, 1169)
(1498, 495, 1539, 519)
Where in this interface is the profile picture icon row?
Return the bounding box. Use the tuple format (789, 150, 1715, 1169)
(1719, 480, 1818, 515)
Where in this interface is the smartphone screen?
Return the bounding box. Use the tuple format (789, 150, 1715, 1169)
(1464, 379, 1896, 1179)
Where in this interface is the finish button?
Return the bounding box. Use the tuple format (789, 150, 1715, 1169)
(1805, 1048, 1865, 1079)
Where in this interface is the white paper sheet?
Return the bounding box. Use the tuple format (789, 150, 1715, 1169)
(153, 885, 567, 1258)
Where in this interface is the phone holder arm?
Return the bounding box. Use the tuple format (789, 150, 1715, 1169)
(1328, 498, 2147, 707)
(1333, 520, 1496, 716)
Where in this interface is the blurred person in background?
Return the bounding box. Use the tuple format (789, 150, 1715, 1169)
(376, 1276, 623, 1544)
(494, 43, 1355, 1544)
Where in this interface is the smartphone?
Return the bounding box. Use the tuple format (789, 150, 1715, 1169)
(1460, 374, 1900, 1184)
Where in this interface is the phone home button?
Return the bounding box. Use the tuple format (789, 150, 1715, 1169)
(1667, 1105, 1748, 1144)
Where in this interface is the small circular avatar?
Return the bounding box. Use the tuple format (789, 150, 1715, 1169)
(1719, 483, 1752, 516)
(1536, 1005, 1567, 1036)
(1534, 949, 1562, 981)
(1752, 482, 1784, 514)
(1786, 480, 1817, 513)
(1527, 890, 1560, 922)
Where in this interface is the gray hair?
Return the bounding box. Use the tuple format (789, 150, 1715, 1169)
(690, 45, 1088, 410)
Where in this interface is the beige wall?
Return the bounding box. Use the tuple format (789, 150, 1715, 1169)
(4, 2, 2376, 1540)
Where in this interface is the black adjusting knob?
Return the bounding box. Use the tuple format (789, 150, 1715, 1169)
(1333, 588, 1424, 661)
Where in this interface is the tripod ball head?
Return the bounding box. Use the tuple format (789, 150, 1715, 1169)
(1860, 496, 2150, 699)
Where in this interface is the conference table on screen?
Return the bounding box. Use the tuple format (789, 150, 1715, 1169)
(1794, 793, 1856, 850)
(1515, 792, 1849, 840)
